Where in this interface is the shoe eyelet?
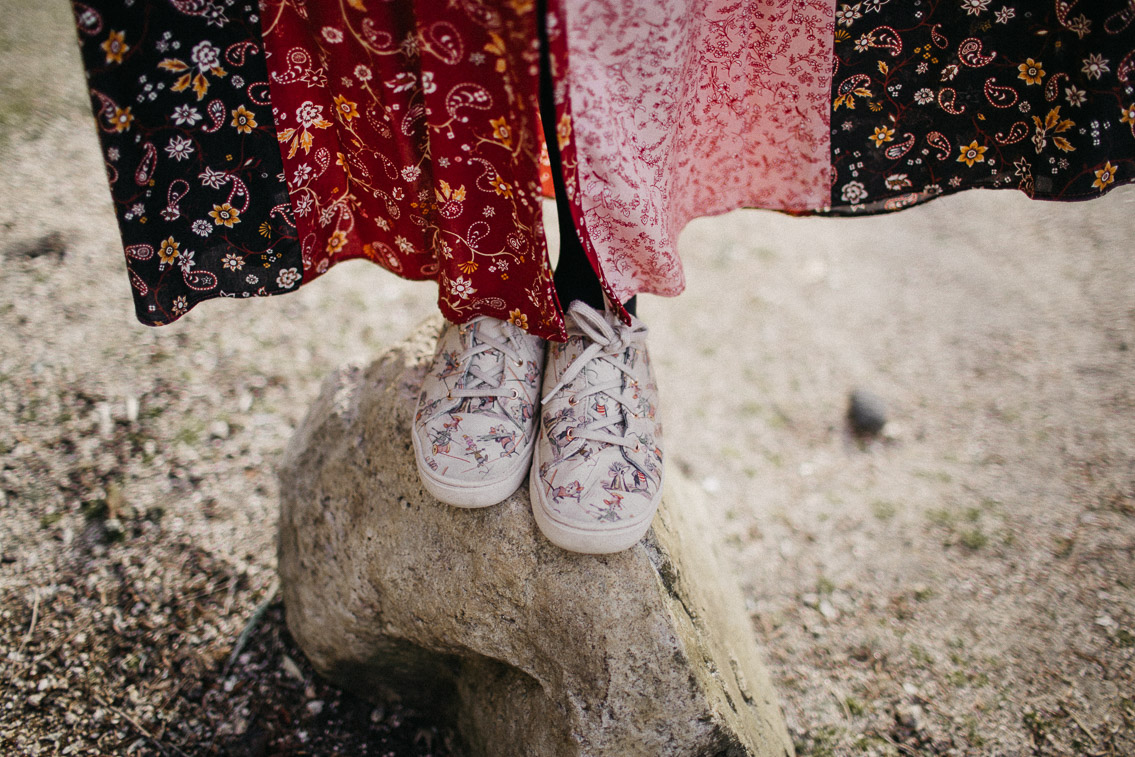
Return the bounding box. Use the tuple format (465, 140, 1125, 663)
(568, 396, 577, 406)
(514, 359, 524, 367)
(565, 428, 575, 441)
(510, 388, 520, 399)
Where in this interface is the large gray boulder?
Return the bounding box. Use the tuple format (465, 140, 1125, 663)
(277, 319, 793, 757)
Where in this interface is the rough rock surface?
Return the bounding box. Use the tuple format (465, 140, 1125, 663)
(277, 319, 793, 757)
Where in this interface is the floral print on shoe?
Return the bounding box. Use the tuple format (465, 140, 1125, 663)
(529, 302, 663, 554)
(413, 317, 545, 508)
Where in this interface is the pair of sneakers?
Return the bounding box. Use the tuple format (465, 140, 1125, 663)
(411, 301, 663, 554)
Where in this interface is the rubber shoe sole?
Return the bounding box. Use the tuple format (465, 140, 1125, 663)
(412, 428, 532, 508)
(529, 474, 658, 554)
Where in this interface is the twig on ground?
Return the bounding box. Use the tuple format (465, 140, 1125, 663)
(93, 693, 192, 757)
(222, 577, 238, 615)
(827, 685, 852, 720)
(224, 578, 280, 675)
(1064, 705, 1099, 745)
(18, 588, 40, 654)
(180, 577, 237, 604)
(154, 678, 186, 719)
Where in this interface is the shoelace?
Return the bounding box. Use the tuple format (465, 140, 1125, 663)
(542, 303, 648, 455)
(425, 317, 528, 425)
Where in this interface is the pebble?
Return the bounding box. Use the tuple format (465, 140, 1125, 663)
(124, 394, 139, 423)
(281, 654, 304, 682)
(103, 518, 124, 540)
(305, 700, 325, 715)
(95, 403, 113, 437)
(208, 420, 230, 440)
(896, 703, 926, 731)
(848, 389, 887, 436)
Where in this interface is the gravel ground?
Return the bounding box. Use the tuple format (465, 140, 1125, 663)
(3, 2, 1134, 755)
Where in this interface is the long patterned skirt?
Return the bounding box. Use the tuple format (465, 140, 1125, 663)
(72, 0, 1135, 340)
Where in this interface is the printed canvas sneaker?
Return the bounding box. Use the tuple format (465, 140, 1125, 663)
(530, 301, 664, 554)
(413, 316, 545, 508)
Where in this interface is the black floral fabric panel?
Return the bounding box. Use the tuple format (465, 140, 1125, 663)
(829, 0, 1135, 214)
(72, 0, 300, 325)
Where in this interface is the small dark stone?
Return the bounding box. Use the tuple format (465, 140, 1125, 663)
(5, 231, 67, 260)
(848, 389, 887, 436)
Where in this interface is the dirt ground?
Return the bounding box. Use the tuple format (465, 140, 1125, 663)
(2, 2, 1133, 755)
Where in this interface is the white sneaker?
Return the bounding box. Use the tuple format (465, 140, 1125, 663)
(530, 302, 664, 553)
(413, 317, 545, 508)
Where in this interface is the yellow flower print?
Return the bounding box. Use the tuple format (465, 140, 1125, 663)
(508, 309, 528, 330)
(556, 114, 572, 150)
(277, 101, 334, 158)
(435, 179, 467, 203)
(957, 140, 987, 167)
(325, 230, 348, 254)
(1031, 106, 1076, 153)
(101, 30, 128, 64)
(111, 106, 134, 133)
(157, 236, 180, 265)
(458, 260, 478, 274)
(231, 105, 256, 134)
(1017, 58, 1045, 86)
(869, 125, 895, 148)
(1120, 103, 1135, 126)
(484, 32, 508, 72)
(834, 84, 872, 111)
(160, 41, 228, 101)
(490, 116, 513, 149)
(333, 94, 359, 121)
(1093, 161, 1117, 190)
(209, 203, 241, 227)
(335, 152, 355, 182)
(489, 174, 513, 199)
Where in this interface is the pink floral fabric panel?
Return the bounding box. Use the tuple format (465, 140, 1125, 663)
(259, 0, 566, 339)
(559, 0, 836, 303)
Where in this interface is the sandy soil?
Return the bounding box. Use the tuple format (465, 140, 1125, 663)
(3, 2, 1133, 755)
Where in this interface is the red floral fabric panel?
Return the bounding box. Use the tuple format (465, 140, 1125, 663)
(71, 0, 300, 326)
(259, 0, 565, 339)
(828, 0, 1135, 213)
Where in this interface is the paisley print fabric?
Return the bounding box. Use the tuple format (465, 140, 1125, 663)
(259, 0, 565, 338)
(827, 0, 1135, 214)
(73, 0, 1135, 336)
(71, 0, 301, 326)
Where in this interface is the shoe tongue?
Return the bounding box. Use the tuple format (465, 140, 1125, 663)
(465, 322, 504, 383)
